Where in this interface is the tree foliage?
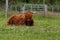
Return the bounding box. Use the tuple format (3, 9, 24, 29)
(0, 0, 60, 5)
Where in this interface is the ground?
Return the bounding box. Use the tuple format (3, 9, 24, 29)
(0, 11, 60, 40)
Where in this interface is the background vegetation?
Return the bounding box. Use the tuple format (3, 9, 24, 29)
(0, 0, 60, 5)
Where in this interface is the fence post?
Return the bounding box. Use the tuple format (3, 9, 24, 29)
(38, 5, 39, 11)
(57, 6, 60, 16)
(31, 4, 32, 11)
(52, 6, 54, 14)
(58, 6, 59, 12)
(22, 4, 25, 13)
(44, 5, 47, 17)
(6, 0, 8, 18)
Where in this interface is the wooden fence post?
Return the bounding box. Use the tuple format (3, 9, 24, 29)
(6, 0, 8, 18)
(44, 5, 47, 17)
(51, 6, 54, 14)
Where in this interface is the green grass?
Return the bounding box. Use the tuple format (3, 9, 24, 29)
(0, 12, 60, 40)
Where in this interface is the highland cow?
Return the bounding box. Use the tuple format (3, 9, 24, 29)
(7, 10, 34, 26)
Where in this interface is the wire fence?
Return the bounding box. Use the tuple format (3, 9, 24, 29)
(8, 4, 60, 17)
(0, 4, 60, 18)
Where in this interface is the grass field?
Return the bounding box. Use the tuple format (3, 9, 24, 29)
(0, 12, 60, 40)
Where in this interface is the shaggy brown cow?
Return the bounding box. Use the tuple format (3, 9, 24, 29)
(7, 10, 34, 26)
